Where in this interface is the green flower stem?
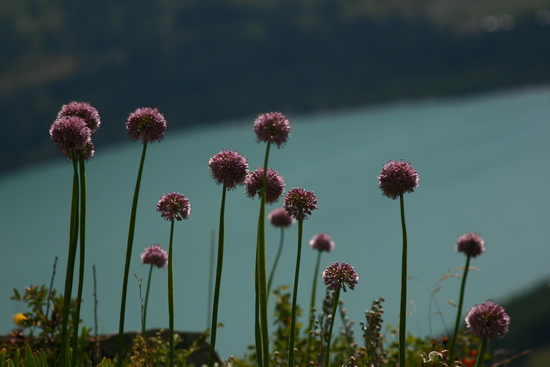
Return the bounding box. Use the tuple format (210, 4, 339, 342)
(449, 255, 472, 363)
(267, 227, 285, 295)
(399, 193, 408, 367)
(255, 141, 271, 367)
(288, 219, 304, 367)
(60, 154, 80, 367)
(168, 219, 176, 367)
(118, 141, 148, 366)
(255, 249, 264, 367)
(142, 264, 154, 338)
(307, 250, 322, 354)
(324, 286, 341, 367)
(72, 155, 88, 365)
(208, 185, 227, 367)
(474, 338, 488, 367)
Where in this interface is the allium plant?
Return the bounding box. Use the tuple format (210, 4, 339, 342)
(322, 262, 359, 367)
(140, 245, 168, 337)
(283, 187, 318, 367)
(251, 111, 290, 367)
(118, 107, 167, 366)
(157, 192, 191, 367)
(449, 232, 486, 362)
(207, 149, 248, 367)
(245, 167, 285, 204)
(465, 301, 510, 367)
(267, 208, 295, 294)
(378, 160, 419, 367)
(50, 102, 100, 367)
(308, 233, 335, 338)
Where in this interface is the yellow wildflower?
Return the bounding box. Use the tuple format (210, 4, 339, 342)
(12, 313, 28, 326)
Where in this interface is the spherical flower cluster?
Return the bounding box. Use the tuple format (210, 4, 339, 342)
(465, 300, 510, 339)
(378, 160, 420, 200)
(49, 116, 92, 160)
(208, 149, 249, 190)
(141, 244, 169, 268)
(268, 207, 295, 228)
(156, 192, 191, 221)
(253, 112, 291, 148)
(245, 167, 285, 204)
(456, 232, 485, 258)
(57, 101, 101, 133)
(283, 187, 318, 221)
(126, 107, 167, 143)
(310, 233, 335, 252)
(322, 262, 359, 292)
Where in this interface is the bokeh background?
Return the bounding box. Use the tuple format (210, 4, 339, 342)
(1, 1, 550, 366)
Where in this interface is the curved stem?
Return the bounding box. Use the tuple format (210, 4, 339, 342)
(288, 220, 303, 367)
(72, 155, 87, 365)
(208, 185, 227, 366)
(60, 154, 79, 367)
(142, 264, 154, 338)
(474, 338, 487, 367)
(267, 227, 285, 295)
(324, 287, 341, 367)
(399, 194, 408, 367)
(118, 141, 148, 365)
(168, 219, 176, 367)
(449, 255, 472, 362)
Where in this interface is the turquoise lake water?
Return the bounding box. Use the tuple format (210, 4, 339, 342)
(1, 86, 549, 358)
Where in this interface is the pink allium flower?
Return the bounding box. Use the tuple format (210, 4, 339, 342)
(322, 262, 359, 292)
(156, 192, 191, 221)
(57, 101, 101, 133)
(378, 160, 420, 200)
(80, 140, 95, 161)
(268, 207, 295, 228)
(465, 300, 510, 339)
(283, 187, 318, 221)
(208, 149, 249, 190)
(310, 233, 335, 252)
(456, 232, 485, 258)
(49, 116, 92, 159)
(253, 112, 291, 148)
(245, 167, 285, 204)
(126, 107, 167, 143)
(141, 244, 168, 268)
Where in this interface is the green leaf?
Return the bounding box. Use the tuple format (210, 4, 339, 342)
(0, 348, 6, 366)
(25, 344, 37, 367)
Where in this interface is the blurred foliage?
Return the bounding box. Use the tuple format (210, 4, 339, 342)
(1, 0, 550, 174)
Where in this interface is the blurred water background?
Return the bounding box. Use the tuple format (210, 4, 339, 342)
(1, 85, 549, 359)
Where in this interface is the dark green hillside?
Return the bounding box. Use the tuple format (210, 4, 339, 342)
(1, 0, 550, 174)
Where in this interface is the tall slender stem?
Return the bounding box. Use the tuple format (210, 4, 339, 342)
(399, 194, 408, 367)
(255, 248, 263, 367)
(324, 287, 341, 367)
(72, 155, 87, 365)
(307, 251, 322, 353)
(208, 185, 227, 366)
(118, 142, 148, 365)
(449, 255, 472, 362)
(60, 155, 79, 367)
(474, 338, 487, 367)
(168, 219, 176, 367)
(267, 227, 285, 295)
(142, 264, 154, 338)
(288, 220, 303, 367)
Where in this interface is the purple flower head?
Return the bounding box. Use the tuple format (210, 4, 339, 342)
(126, 107, 167, 143)
(80, 139, 95, 161)
(208, 149, 249, 190)
(156, 192, 191, 221)
(322, 262, 359, 292)
(465, 300, 510, 339)
(245, 167, 285, 204)
(310, 233, 335, 252)
(283, 187, 318, 221)
(253, 112, 291, 148)
(49, 116, 92, 160)
(268, 207, 295, 228)
(141, 244, 168, 268)
(456, 232, 485, 258)
(378, 160, 420, 200)
(57, 101, 101, 133)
